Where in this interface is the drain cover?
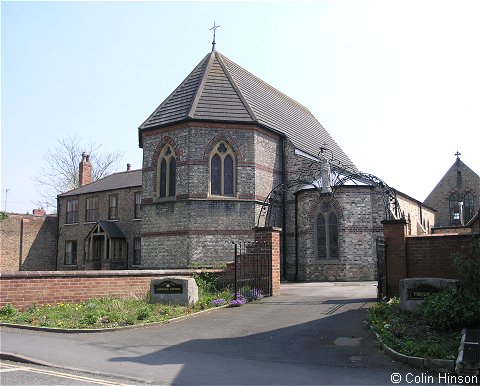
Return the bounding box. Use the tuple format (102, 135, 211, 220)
(333, 337, 362, 347)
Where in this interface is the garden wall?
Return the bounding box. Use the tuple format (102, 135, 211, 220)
(0, 269, 220, 310)
(382, 219, 479, 297)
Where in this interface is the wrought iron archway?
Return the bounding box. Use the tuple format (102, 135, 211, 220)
(257, 145, 404, 227)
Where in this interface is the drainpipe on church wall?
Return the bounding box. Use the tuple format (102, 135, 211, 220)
(294, 193, 299, 281)
(281, 137, 287, 281)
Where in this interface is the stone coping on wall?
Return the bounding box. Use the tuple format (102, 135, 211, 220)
(0, 269, 223, 279)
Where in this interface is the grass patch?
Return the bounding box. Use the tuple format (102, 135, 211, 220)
(367, 298, 461, 360)
(0, 277, 234, 329)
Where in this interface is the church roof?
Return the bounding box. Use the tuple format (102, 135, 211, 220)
(139, 51, 355, 168)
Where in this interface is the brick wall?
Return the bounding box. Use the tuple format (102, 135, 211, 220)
(0, 212, 57, 271)
(396, 193, 435, 235)
(382, 220, 478, 296)
(0, 269, 221, 310)
(217, 227, 281, 296)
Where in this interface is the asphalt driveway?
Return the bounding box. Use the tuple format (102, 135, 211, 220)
(0, 282, 429, 385)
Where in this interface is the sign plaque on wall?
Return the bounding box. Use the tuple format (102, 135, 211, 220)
(407, 284, 440, 300)
(154, 280, 184, 294)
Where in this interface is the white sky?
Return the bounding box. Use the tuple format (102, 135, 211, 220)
(2, 0, 479, 214)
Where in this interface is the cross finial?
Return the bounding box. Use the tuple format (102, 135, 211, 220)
(210, 22, 220, 52)
(455, 151, 461, 159)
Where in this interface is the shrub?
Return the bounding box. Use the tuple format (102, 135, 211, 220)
(194, 272, 222, 294)
(137, 305, 153, 320)
(452, 239, 480, 298)
(0, 304, 16, 317)
(420, 286, 480, 330)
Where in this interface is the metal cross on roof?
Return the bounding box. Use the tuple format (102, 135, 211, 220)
(455, 151, 461, 159)
(210, 21, 220, 52)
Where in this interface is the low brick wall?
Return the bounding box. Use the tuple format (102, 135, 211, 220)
(382, 220, 478, 297)
(0, 269, 221, 310)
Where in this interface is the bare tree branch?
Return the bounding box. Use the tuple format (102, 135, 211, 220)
(33, 135, 125, 211)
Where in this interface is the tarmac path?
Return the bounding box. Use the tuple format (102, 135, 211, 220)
(0, 282, 436, 385)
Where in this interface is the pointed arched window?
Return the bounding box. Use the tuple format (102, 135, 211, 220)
(317, 203, 339, 260)
(464, 192, 475, 223)
(157, 145, 176, 198)
(210, 142, 235, 196)
(449, 193, 460, 225)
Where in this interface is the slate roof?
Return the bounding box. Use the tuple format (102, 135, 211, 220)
(58, 169, 142, 197)
(97, 221, 126, 239)
(139, 51, 355, 168)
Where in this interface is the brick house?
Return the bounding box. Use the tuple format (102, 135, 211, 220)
(56, 49, 435, 281)
(57, 155, 142, 270)
(424, 155, 479, 228)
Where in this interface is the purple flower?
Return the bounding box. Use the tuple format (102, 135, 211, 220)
(211, 298, 225, 306)
(229, 299, 246, 307)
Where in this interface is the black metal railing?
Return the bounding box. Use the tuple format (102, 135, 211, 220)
(234, 241, 272, 301)
(376, 236, 387, 300)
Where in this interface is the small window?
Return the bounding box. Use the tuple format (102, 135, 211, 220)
(108, 194, 118, 220)
(134, 192, 142, 219)
(210, 141, 235, 196)
(464, 192, 475, 223)
(157, 145, 176, 198)
(85, 197, 99, 222)
(65, 240, 77, 265)
(134, 237, 141, 265)
(66, 199, 79, 224)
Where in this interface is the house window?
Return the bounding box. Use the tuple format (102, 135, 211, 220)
(134, 192, 142, 219)
(65, 240, 77, 265)
(108, 194, 118, 220)
(210, 142, 235, 196)
(464, 192, 475, 223)
(66, 199, 79, 224)
(112, 239, 123, 260)
(85, 197, 99, 222)
(157, 145, 176, 198)
(316, 203, 339, 260)
(134, 237, 141, 265)
(449, 193, 460, 225)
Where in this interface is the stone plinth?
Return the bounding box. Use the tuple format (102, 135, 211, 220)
(150, 276, 198, 306)
(399, 278, 458, 312)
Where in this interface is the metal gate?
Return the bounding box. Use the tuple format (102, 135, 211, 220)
(376, 236, 387, 300)
(234, 241, 272, 300)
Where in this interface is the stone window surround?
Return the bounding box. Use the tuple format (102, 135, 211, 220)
(156, 145, 176, 199)
(108, 193, 118, 220)
(64, 239, 77, 266)
(85, 196, 99, 223)
(134, 191, 142, 220)
(66, 198, 79, 224)
(314, 201, 340, 261)
(209, 140, 236, 197)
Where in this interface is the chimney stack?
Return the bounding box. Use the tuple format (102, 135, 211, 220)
(33, 208, 46, 216)
(127, 163, 131, 172)
(79, 152, 92, 187)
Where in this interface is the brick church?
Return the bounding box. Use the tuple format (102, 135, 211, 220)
(57, 49, 436, 281)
